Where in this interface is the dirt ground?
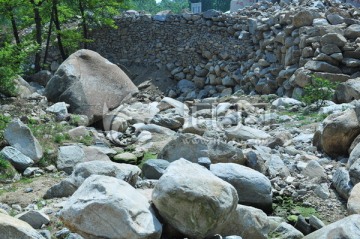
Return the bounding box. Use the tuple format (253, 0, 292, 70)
(0, 174, 63, 207)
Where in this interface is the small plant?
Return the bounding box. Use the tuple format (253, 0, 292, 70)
(54, 133, 71, 144)
(0, 155, 16, 181)
(77, 135, 94, 146)
(69, 114, 83, 126)
(301, 76, 338, 110)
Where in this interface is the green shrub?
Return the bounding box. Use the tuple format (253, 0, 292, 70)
(0, 155, 16, 180)
(0, 41, 39, 96)
(0, 113, 10, 142)
(301, 76, 338, 110)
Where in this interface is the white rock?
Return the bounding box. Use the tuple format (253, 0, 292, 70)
(60, 175, 162, 239)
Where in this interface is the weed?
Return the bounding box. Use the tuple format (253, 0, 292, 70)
(19, 177, 33, 184)
(54, 133, 71, 144)
(69, 114, 82, 126)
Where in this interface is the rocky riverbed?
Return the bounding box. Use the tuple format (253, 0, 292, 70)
(1, 79, 359, 238)
(1, 0, 360, 236)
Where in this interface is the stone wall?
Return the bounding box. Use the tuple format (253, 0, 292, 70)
(89, 11, 253, 71)
(88, 1, 360, 100)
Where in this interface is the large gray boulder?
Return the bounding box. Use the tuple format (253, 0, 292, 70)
(210, 163, 272, 211)
(345, 24, 360, 39)
(152, 159, 238, 238)
(4, 119, 43, 163)
(216, 204, 269, 239)
(0, 213, 45, 239)
(303, 215, 360, 239)
(45, 161, 141, 198)
(158, 133, 245, 164)
(44, 49, 138, 124)
(313, 109, 360, 157)
(0, 146, 34, 172)
(336, 78, 360, 103)
(60, 175, 162, 239)
(347, 183, 360, 215)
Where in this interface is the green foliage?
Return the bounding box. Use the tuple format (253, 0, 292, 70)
(0, 155, 16, 180)
(0, 113, 10, 141)
(287, 214, 298, 223)
(77, 134, 94, 146)
(37, 150, 57, 167)
(190, 0, 231, 12)
(54, 132, 71, 144)
(0, 41, 39, 96)
(131, 0, 188, 14)
(302, 76, 338, 110)
(295, 205, 317, 217)
(272, 196, 319, 224)
(69, 114, 82, 126)
(0, 0, 131, 72)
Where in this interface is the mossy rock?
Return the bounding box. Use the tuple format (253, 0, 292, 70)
(113, 152, 138, 164)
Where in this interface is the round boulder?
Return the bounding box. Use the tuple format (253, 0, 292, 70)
(314, 109, 360, 157)
(152, 159, 238, 238)
(44, 49, 138, 124)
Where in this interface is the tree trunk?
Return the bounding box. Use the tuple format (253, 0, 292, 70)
(30, 0, 43, 72)
(9, 11, 20, 45)
(53, 0, 67, 60)
(79, 0, 88, 49)
(43, 6, 54, 65)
